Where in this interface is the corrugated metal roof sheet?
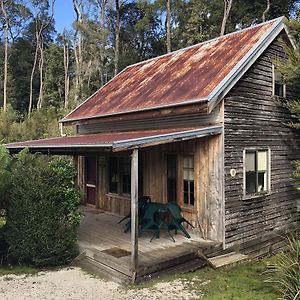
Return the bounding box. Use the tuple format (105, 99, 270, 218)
(5, 126, 222, 153)
(62, 17, 285, 123)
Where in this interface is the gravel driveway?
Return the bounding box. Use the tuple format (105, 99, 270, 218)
(0, 268, 201, 300)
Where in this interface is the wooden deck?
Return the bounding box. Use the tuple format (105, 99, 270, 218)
(77, 207, 222, 283)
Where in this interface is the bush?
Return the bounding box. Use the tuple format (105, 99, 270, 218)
(266, 231, 300, 300)
(5, 150, 81, 267)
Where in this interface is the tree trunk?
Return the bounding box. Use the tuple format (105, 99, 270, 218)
(73, 0, 84, 103)
(262, 0, 270, 22)
(28, 31, 40, 117)
(1, 0, 8, 112)
(114, 0, 120, 76)
(220, 0, 233, 36)
(100, 0, 106, 85)
(37, 37, 44, 110)
(63, 34, 70, 109)
(166, 0, 171, 53)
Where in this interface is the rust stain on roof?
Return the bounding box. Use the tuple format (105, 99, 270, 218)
(5, 128, 199, 148)
(63, 20, 277, 122)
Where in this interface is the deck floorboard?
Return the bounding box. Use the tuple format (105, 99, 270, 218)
(78, 208, 220, 278)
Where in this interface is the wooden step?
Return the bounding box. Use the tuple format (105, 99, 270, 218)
(208, 252, 248, 269)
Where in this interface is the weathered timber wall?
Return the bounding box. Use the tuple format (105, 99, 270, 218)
(224, 36, 300, 248)
(77, 105, 221, 134)
(76, 135, 224, 242)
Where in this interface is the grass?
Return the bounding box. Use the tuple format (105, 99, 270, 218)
(180, 259, 279, 300)
(0, 265, 39, 276)
(0, 256, 281, 299)
(135, 258, 279, 299)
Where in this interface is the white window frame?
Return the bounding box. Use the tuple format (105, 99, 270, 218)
(243, 148, 271, 199)
(272, 64, 286, 98)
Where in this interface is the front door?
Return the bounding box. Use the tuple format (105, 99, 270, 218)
(85, 156, 97, 206)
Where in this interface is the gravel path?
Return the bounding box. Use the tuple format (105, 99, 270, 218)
(0, 268, 201, 300)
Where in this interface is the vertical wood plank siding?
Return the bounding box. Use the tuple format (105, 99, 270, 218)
(77, 107, 221, 134)
(224, 37, 300, 248)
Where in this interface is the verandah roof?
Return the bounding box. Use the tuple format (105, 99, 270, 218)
(4, 125, 222, 155)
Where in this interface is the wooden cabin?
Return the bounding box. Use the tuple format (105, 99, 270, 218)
(5, 17, 300, 283)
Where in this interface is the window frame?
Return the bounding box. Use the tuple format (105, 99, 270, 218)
(243, 148, 271, 199)
(108, 156, 131, 197)
(272, 64, 286, 98)
(182, 155, 195, 207)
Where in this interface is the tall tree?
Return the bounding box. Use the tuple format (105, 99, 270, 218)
(0, 0, 30, 112)
(220, 0, 233, 36)
(62, 31, 71, 109)
(114, 0, 121, 75)
(1, 0, 9, 112)
(28, 0, 55, 116)
(166, 0, 171, 52)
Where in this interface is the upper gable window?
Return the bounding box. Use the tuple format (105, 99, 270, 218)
(273, 65, 286, 97)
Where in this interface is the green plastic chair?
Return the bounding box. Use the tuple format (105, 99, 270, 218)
(138, 203, 163, 241)
(166, 202, 195, 239)
(122, 196, 151, 233)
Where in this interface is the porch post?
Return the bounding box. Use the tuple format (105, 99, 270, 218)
(131, 148, 139, 282)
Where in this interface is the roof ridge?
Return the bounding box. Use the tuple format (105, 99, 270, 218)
(125, 17, 284, 70)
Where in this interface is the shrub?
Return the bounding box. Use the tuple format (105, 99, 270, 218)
(5, 150, 81, 267)
(266, 230, 300, 300)
(0, 146, 12, 210)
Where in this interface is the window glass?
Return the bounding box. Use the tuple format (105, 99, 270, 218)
(122, 157, 131, 194)
(245, 150, 269, 195)
(109, 157, 118, 193)
(274, 69, 285, 97)
(183, 156, 195, 206)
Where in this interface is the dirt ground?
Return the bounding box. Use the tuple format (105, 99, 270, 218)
(0, 267, 201, 300)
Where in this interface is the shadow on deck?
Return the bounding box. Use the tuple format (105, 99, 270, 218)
(75, 207, 223, 283)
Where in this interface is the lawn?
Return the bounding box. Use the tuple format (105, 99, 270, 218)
(136, 257, 279, 299)
(179, 259, 279, 300)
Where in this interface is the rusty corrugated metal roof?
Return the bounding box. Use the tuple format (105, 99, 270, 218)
(62, 18, 284, 123)
(5, 126, 222, 152)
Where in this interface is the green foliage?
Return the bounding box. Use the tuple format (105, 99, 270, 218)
(4, 150, 81, 267)
(0, 146, 12, 210)
(0, 106, 61, 143)
(266, 232, 300, 300)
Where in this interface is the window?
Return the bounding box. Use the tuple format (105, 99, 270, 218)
(122, 157, 131, 194)
(245, 150, 270, 195)
(167, 155, 177, 202)
(273, 65, 286, 97)
(183, 156, 194, 206)
(108, 156, 131, 195)
(109, 157, 118, 193)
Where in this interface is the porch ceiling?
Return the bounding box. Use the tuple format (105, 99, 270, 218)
(4, 125, 222, 155)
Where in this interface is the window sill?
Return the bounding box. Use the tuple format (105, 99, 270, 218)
(271, 95, 286, 100)
(181, 206, 198, 214)
(106, 193, 131, 200)
(242, 191, 271, 201)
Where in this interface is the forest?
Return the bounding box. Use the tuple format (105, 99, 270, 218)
(0, 0, 299, 143)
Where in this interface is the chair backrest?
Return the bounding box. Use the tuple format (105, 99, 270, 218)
(143, 203, 161, 220)
(138, 196, 151, 216)
(166, 202, 182, 220)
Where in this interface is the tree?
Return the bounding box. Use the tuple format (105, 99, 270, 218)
(0, 0, 30, 112)
(28, 0, 55, 115)
(275, 18, 300, 185)
(220, 0, 233, 36)
(166, 0, 171, 52)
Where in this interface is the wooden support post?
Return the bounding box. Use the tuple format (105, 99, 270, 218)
(131, 148, 139, 283)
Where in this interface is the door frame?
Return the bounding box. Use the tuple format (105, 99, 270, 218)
(85, 155, 98, 207)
